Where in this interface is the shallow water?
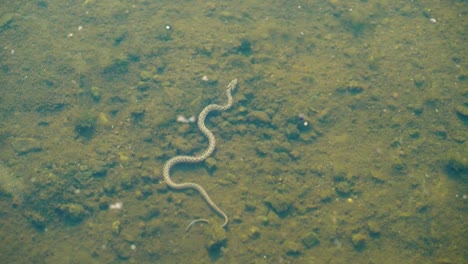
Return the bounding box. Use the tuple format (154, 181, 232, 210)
(0, 0, 466, 263)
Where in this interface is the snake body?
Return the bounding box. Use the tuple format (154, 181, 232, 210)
(163, 79, 237, 227)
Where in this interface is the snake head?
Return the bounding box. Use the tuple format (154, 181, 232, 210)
(227, 78, 238, 91)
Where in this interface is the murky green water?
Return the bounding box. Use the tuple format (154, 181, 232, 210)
(0, 0, 466, 263)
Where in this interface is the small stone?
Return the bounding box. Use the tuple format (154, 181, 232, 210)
(140, 185, 154, 197)
(97, 112, 111, 127)
(301, 231, 320, 249)
(0, 13, 14, 28)
(335, 181, 352, 196)
(137, 81, 150, 91)
(255, 143, 270, 156)
(57, 203, 87, 222)
(205, 157, 217, 170)
(112, 220, 121, 235)
(409, 129, 420, 139)
(264, 194, 293, 217)
(367, 221, 381, 235)
(90, 86, 101, 101)
(121, 230, 136, 243)
(351, 232, 367, 249)
(249, 226, 260, 239)
(446, 149, 468, 180)
(134, 190, 144, 200)
(114, 241, 131, 259)
(98, 197, 110, 210)
(455, 105, 468, 118)
(139, 71, 152, 81)
(256, 215, 269, 226)
(26, 212, 46, 230)
(289, 149, 301, 159)
(246, 110, 271, 124)
(120, 172, 135, 189)
(244, 202, 256, 212)
(237, 106, 248, 114)
(151, 74, 164, 83)
(10, 137, 42, 155)
(205, 225, 227, 254)
(284, 240, 302, 256)
(219, 11, 236, 20)
(130, 109, 145, 123)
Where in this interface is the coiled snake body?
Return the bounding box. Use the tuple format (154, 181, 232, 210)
(162, 79, 237, 227)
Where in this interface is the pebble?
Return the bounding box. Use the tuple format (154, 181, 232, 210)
(246, 110, 271, 124)
(10, 137, 42, 155)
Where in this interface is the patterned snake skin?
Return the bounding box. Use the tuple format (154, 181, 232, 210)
(162, 79, 238, 227)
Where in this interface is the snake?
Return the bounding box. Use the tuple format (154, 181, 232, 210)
(162, 78, 237, 227)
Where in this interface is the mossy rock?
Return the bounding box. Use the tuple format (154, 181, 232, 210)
(284, 240, 302, 257)
(246, 110, 271, 124)
(205, 157, 217, 171)
(139, 70, 153, 81)
(445, 146, 468, 182)
(455, 104, 468, 119)
(90, 86, 102, 101)
(57, 203, 88, 223)
(25, 211, 46, 230)
(119, 172, 136, 189)
(335, 181, 352, 196)
(248, 226, 260, 239)
(10, 137, 42, 155)
(351, 232, 368, 250)
(264, 193, 293, 217)
(0, 13, 14, 28)
(205, 225, 227, 257)
(113, 241, 131, 260)
(367, 221, 381, 236)
(75, 112, 97, 140)
(301, 231, 320, 249)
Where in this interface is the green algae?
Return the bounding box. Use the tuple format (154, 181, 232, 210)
(0, 0, 466, 263)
